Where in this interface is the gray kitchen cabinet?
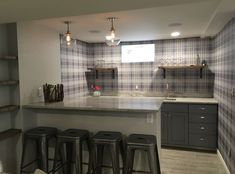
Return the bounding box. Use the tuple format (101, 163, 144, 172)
(161, 112, 168, 144)
(161, 103, 217, 151)
(161, 103, 188, 146)
(168, 112, 188, 145)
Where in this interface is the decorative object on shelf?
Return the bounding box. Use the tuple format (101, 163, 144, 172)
(196, 54, 201, 65)
(201, 60, 207, 67)
(105, 17, 120, 46)
(95, 59, 105, 68)
(92, 85, 101, 97)
(43, 84, 64, 103)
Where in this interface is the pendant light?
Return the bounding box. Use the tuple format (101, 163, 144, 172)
(105, 17, 120, 46)
(64, 21, 72, 46)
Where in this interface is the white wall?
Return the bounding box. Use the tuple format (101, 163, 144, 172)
(17, 21, 61, 105)
(13, 21, 61, 173)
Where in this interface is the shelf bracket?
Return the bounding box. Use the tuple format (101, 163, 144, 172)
(96, 70, 98, 79)
(112, 69, 115, 79)
(163, 68, 166, 79)
(200, 68, 203, 78)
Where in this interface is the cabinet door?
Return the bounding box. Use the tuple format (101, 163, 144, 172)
(161, 112, 168, 145)
(168, 112, 188, 146)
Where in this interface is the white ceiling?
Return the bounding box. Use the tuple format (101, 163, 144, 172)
(1, 0, 235, 42)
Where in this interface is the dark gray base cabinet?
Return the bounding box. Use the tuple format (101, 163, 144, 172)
(161, 103, 217, 151)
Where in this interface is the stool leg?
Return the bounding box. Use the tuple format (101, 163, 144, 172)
(52, 139, 61, 174)
(96, 145, 104, 174)
(20, 136, 28, 174)
(120, 140, 125, 172)
(86, 139, 92, 174)
(147, 147, 161, 174)
(66, 142, 73, 174)
(110, 142, 120, 174)
(124, 146, 135, 174)
(41, 136, 48, 172)
(37, 137, 48, 172)
(74, 140, 83, 174)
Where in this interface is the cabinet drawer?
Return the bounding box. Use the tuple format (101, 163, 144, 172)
(189, 104, 217, 114)
(189, 134, 216, 149)
(189, 123, 216, 134)
(189, 114, 217, 123)
(161, 104, 188, 112)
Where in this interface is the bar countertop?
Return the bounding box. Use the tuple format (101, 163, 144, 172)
(23, 96, 164, 113)
(23, 96, 218, 113)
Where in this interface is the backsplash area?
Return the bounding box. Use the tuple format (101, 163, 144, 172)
(61, 37, 214, 98)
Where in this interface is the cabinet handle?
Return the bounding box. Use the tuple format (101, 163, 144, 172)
(200, 107, 206, 110)
(200, 138, 206, 141)
(200, 116, 205, 119)
(200, 126, 205, 130)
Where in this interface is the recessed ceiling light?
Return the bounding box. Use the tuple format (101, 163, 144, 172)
(89, 30, 101, 34)
(171, 32, 180, 37)
(169, 23, 182, 27)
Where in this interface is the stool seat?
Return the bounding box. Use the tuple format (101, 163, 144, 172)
(52, 129, 92, 174)
(20, 127, 57, 174)
(92, 131, 124, 174)
(57, 129, 89, 140)
(93, 131, 122, 143)
(25, 127, 57, 137)
(126, 134, 156, 146)
(124, 134, 161, 174)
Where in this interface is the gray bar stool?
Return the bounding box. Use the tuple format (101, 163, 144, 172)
(92, 131, 124, 174)
(124, 134, 161, 174)
(52, 129, 92, 174)
(20, 127, 58, 174)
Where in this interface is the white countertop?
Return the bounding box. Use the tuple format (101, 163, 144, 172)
(24, 96, 218, 113)
(24, 96, 164, 113)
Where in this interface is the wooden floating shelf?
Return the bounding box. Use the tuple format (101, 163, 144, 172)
(158, 65, 204, 69)
(0, 105, 20, 113)
(0, 80, 19, 86)
(158, 65, 205, 78)
(0, 129, 22, 141)
(88, 67, 117, 79)
(0, 55, 18, 60)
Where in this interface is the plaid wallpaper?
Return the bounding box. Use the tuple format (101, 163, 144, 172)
(211, 18, 235, 174)
(92, 38, 213, 97)
(60, 37, 94, 98)
(61, 37, 214, 97)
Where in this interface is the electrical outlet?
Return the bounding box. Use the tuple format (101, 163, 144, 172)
(146, 114, 153, 123)
(232, 87, 235, 96)
(135, 85, 139, 90)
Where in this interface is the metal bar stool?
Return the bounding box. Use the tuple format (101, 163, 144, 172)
(92, 131, 124, 174)
(20, 127, 58, 174)
(52, 129, 92, 174)
(124, 134, 161, 174)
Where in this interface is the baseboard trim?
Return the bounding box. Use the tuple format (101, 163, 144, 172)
(217, 149, 231, 174)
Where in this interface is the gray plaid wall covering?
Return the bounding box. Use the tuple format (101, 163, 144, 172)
(92, 39, 213, 97)
(211, 18, 235, 174)
(61, 37, 214, 98)
(60, 38, 94, 98)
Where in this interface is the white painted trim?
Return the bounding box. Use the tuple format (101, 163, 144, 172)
(217, 149, 231, 174)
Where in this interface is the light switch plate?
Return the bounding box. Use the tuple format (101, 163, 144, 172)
(146, 114, 153, 123)
(232, 88, 235, 96)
